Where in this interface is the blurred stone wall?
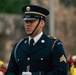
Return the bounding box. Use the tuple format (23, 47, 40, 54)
(0, 14, 25, 62)
(55, 0, 76, 55)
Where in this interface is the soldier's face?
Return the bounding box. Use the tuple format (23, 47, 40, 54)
(24, 19, 44, 37)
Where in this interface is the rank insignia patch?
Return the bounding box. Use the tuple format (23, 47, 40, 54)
(60, 55, 66, 63)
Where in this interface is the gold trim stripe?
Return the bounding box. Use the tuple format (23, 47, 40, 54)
(25, 11, 46, 17)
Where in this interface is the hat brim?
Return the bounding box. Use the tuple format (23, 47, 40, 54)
(23, 18, 37, 20)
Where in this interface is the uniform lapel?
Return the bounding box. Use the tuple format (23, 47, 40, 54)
(28, 34, 47, 55)
(21, 38, 30, 53)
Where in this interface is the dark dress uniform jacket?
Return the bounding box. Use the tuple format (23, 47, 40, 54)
(5, 34, 68, 75)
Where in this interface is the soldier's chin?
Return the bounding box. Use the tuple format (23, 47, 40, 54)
(26, 33, 32, 36)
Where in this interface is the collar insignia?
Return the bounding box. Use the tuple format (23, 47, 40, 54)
(41, 40, 45, 43)
(24, 40, 27, 43)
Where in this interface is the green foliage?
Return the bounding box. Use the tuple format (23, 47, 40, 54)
(0, 0, 30, 14)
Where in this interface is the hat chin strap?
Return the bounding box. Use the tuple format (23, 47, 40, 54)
(27, 19, 41, 36)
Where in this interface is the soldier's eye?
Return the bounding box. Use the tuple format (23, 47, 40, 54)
(25, 20, 36, 23)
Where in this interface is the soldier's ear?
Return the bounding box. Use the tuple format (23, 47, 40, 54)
(40, 20, 45, 26)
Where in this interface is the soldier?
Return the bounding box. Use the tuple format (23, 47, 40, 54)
(5, 5, 68, 75)
(67, 56, 75, 70)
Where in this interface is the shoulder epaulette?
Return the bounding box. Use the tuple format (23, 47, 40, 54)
(47, 35, 58, 52)
(51, 36, 57, 40)
(47, 35, 57, 40)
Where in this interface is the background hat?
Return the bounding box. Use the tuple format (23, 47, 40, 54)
(22, 5, 49, 20)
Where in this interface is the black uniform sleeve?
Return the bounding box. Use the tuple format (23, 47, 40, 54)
(47, 39, 68, 75)
(5, 43, 19, 75)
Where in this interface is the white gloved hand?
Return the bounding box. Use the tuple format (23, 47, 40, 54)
(22, 71, 32, 75)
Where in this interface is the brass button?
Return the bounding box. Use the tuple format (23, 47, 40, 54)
(18, 59, 19, 61)
(27, 57, 30, 60)
(41, 40, 45, 43)
(41, 58, 43, 60)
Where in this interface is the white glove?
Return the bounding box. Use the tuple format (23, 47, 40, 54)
(22, 71, 32, 75)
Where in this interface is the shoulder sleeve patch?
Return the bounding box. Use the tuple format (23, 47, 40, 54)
(57, 42, 63, 45)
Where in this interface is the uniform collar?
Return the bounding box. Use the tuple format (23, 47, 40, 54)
(29, 32, 43, 44)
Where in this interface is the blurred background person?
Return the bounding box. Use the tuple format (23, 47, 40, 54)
(70, 59, 76, 75)
(0, 60, 6, 75)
